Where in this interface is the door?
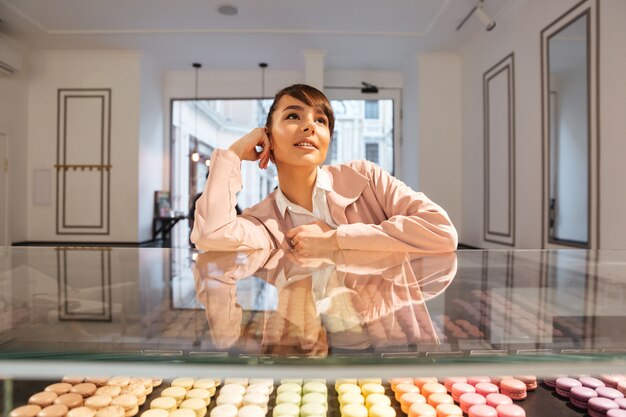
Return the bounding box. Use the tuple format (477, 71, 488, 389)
(0, 133, 8, 246)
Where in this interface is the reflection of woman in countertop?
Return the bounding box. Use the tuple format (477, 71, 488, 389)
(191, 84, 457, 252)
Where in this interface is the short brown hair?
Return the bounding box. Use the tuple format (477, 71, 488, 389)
(265, 84, 335, 134)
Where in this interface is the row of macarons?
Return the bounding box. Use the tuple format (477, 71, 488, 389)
(334, 378, 396, 417)
(9, 377, 163, 417)
(386, 377, 527, 417)
(545, 374, 626, 417)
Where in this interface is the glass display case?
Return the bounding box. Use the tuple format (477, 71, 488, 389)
(2, 247, 626, 416)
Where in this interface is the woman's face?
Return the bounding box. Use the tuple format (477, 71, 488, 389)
(268, 95, 331, 169)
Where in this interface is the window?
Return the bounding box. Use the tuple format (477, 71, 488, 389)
(364, 100, 379, 119)
(365, 143, 380, 165)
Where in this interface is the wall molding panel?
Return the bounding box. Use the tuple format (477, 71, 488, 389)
(483, 53, 516, 246)
(56, 89, 111, 235)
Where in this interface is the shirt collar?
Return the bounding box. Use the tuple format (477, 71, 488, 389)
(275, 167, 331, 217)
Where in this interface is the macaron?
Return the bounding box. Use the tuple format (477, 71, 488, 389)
(337, 384, 362, 396)
(368, 404, 395, 417)
(408, 403, 436, 417)
(29, 392, 58, 407)
(399, 393, 427, 414)
(276, 392, 301, 405)
(96, 386, 121, 398)
(299, 402, 325, 417)
(494, 403, 526, 417)
(277, 383, 302, 395)
(588, 397, 620, 417)
(249, 379, 274, 389)
(301, 392, 327, 406)
(172, 378, 196, 390)
(340, 392, 365, 406)
(395, 383, 420, 401)
(179, 399, 208, 417)
(358, 379, 382, 387)
(361, 383, 385, 398)
(618, 381, 626, 396)
(475, 383, 499, 397)
(237, 405, 264, 417)
(107, 377, 131, 388)
(95, 405, 126, 417)
(302, 382, 327, 395)
(85, 395, 113, 410)
(413, 378, 438, 389)
(365, 393, 391, 408)
(68, 407, 97, 417)
(468, 404, 497, 417)
(194, 379, 217, 393)
(615, 397, 626, 409)
(63, 376, 85, 385)
(421, 383, 447, 400)
(451, 383, 475, 403)
(9, 405, 41, 417)
(45, 383, 73, 395)
(485, 394, 512, 409)
(111, 395, 139, 417)
(186, 389, 212, 405)
(139, 411, 168, 417)
(216, 393, 243, 407)
(281, 379, 303, 386)
(54, 393, 84, 409)
(336, 379, 358, 390)
(247, 384, 271, 396)
(427, 393, 453, 408)
(443, 377, 466, 393)
(569, 386, 598, 410)
(435, 403, 462, 417)
(459, 393, 487, 414)
(499, 379, 527, 400)
(607, 410, 626, 417)
(581, 377, 607, 390)
(389, 378, 414, 390)
(341, 403, 368, 417)
(38, 404, 70, 417)
(272, 403, 300, 417)
(149, 397, 176, 412)
(597, 387, 625, 401)
(512, 376, 537, 391)
(170, 409, 196, 417)
(71, 383, 98, 398)
(242, 393, 269, 411)
(601, 375, 626, 389)
(543, 375, 566, 389)
(467, 377, 491, 386)
(224, 379, 249, 387)
(211, 405, 238, 417)
(221, 384, 247, 396)
(490, 377, 513, 388)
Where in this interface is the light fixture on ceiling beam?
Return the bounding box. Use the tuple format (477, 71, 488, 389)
(456, 0, 496, 32)
(259, 62, 268, 98)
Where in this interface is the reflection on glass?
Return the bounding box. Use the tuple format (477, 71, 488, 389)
(193, 251, 457, 356)
(547, 13, 589, 245)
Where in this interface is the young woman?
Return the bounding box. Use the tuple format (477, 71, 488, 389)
(191, 84, 457, 252)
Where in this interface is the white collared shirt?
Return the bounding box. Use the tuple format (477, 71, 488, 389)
(275, 167, 338, 229)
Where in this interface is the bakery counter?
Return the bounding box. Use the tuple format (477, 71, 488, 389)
(1, 247, 626, 379)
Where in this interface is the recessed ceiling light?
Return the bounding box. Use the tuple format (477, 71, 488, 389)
(217, 5, 240, 16)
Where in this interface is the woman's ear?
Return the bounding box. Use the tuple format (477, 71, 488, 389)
(265, 127, 273, 149)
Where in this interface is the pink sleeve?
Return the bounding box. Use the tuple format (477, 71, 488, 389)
(190, 149, 275, 250)
(335, 162, 458, 253)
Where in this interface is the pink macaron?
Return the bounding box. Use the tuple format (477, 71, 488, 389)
(467, 377, 491, 386)
(443, 377, 467, 393)
(459, 393, 487, 414)
(468, 404, 497, 417)
(555, 377, 582, 398)
(495, 404, 526, 417)
(451, 383, 475, 403)
(475, 383, 499, 397)
(499, 379, 527, 401)
(485, 394, 513, 409)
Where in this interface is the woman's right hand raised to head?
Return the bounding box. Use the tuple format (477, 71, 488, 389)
(228, 127, 272, 169)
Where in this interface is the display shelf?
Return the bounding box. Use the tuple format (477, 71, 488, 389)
(1, 247, 626, 378)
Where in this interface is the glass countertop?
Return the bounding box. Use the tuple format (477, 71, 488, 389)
(1, 247, 626, 378)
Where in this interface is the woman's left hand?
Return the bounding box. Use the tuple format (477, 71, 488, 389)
(286, 220, 339, 250)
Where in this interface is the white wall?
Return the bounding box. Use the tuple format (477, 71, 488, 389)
(0, 70, 29, 244)
(599, 0, 626, 249)
(26, 51, 142, 242)
(417, 54, 463, 235)
(138, 55, 165, 242)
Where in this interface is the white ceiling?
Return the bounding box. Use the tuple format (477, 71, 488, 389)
(0, 0, 513, 71)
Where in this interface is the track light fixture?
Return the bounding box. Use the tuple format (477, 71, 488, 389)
(456, 0, 496, 32)
(361, 82, 379, 94)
